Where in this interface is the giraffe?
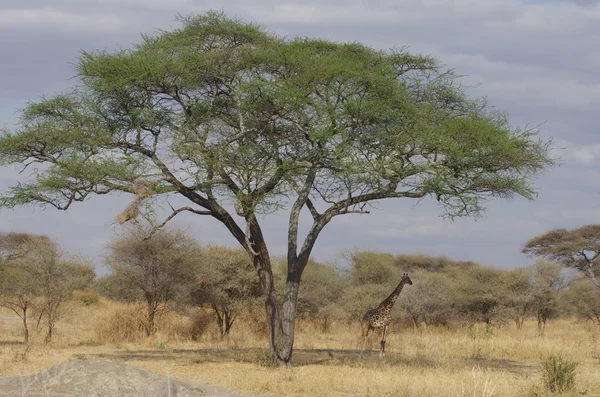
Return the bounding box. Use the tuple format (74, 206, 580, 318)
(361, 272, 413, 357)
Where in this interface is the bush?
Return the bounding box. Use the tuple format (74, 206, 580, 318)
(72, 291, 99, 306)
(541, 355, 577, 393)
(95, 303, 148, 343)
(188, 309, 212, 341)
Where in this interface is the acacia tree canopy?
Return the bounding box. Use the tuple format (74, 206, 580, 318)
(0, 12, 553, 365)
(523, 225, 600, 288)
(104, 226, 201, 336)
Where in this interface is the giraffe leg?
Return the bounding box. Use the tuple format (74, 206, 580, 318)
(379, 326, 387, 358)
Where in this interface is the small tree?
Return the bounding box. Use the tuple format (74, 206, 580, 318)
(0, 233, 46, 343)
(294, 260, 347, 331)
(561, 281, 600, 325)
(0, 12, 554, 365)
(530, 261, 565, 335)
(1, 234, 94, 343)
(503, 267, 534, 329)
(401, 271, 454, 327)
(190, 245, 261, 337)
(348, 250, 398, 286)
(104, 226, 200, 336)
(523, 225, 600, 288)
(454, 267, 507, 326)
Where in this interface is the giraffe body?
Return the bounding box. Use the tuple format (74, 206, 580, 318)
(361, 273, 413, 357)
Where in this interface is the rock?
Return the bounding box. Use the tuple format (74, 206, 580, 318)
(0, 359, 242, 397)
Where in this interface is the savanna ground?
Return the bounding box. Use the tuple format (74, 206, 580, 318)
(1, 299, 599, 397)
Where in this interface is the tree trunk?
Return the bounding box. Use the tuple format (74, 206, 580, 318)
(214, 306, 225, 336)
(515, 316, 524, 329)
(224, 312, 234, 336)
(146, 301, 156, 337)
(276, 267, 302, 366)
(22, 305, 29, 344)
(251, 252, 304, 366)
(537, 315, 547, 336)
(45, 318, 54, 344)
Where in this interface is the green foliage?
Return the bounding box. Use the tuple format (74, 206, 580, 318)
(340, 283, 391, 322)
(401, 271, 455, 327)
(295, 260, 348, 330)
(0, 11, 552, 220)
(0, 233, 95, 343)
(348, 250, 399, 286)
(0, 10, 555, 363)
(541, 355, 577, 393)
(190, 245, 262, 336)
(560, 281, 600, 324)
(523, 225, 600, 288)
(453, 266, 508, 326)
(104, 225, 201, 336)
(81, 296, 97, 306)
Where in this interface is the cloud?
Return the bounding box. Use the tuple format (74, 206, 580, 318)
(551, 139, 600, 165)
(572, 145, 600, 165)
(0, 8, 131, 34)
(0, 0, 599, 270)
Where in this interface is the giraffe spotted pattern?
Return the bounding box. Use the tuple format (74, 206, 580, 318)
(361, 273, 413, 357)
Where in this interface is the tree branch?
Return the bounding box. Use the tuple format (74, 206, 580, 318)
(297, 188, 425, 266)
(145, 205, 213, 240)
(287, 168, 317, 266)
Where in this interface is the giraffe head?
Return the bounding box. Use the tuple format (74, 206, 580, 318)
(402, 272, 413, 285)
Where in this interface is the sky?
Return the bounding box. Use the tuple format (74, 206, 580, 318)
(0, 0, 599, 274)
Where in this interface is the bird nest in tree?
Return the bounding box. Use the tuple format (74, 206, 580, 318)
(116, 180, 154, 224)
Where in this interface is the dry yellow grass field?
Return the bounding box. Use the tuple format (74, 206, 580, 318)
(1, 299, 599, 397)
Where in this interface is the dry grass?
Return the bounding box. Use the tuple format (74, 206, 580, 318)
(1, 300, 599, 397)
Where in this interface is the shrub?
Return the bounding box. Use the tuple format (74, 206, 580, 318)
(72, 291, 99, 306)
(95, 303, 148, 343)
(541, 355, 577, 393)
(188, 309, 212, 341)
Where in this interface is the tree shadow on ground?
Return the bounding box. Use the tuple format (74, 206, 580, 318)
(89, 347, 535, 375)
(0, 341, 25, 346)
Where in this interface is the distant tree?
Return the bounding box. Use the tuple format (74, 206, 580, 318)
(1, 234, 94, 343)
(503, 267, 534, 329)
(295, 260, 347, 331)
(347, 250, 398, 286)
(0, 233, 48, 343)
(561, 281, 600, 325)
(394, 254, 479, 273)
(0, 12, 554, 365)
(190, 245, 261, 337)
(95, 272, 140, 302)
(340, 283, 391, 324)
(104, 226, 201, 336)
(523, 225, 600, 288)
(401, 271, 454, 327)
(454, 267, 507, 326)
(530, 261, 566, 335)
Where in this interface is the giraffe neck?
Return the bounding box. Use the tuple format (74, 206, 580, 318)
(379, 279, 407, 309)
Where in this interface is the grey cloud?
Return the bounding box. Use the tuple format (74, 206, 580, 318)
(1, 0, 599, 271)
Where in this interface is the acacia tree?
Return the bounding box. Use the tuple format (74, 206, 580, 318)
(190, 245, 261, 337)
(0, 233, 94, 343)
(530, 261, 567, 335)
(0, 12, 553, 365)
(104, 226, 201, 336)
(561, 281, 600, 325)
(523, 225, 600, 288)
(0, 233, 47, 343)
(503, 267, 534, 329)
(293, 260, 347, 331)
(401, 271, 454, 328)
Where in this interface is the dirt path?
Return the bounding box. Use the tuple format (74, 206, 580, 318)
(0, 360, 251, 397)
